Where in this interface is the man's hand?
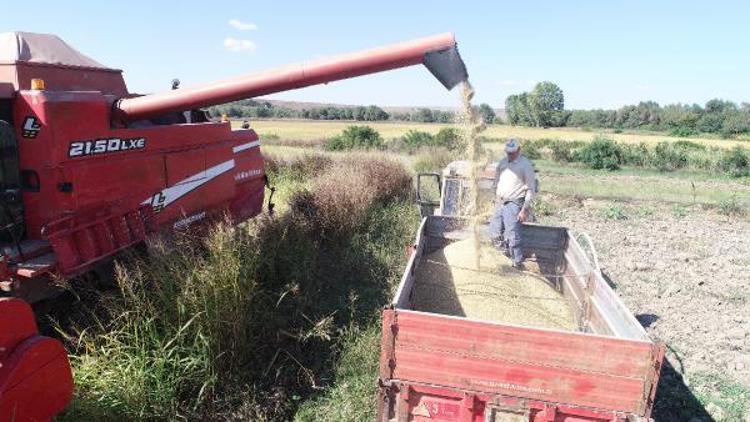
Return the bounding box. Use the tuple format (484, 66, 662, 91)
(518, 208, 529, 222)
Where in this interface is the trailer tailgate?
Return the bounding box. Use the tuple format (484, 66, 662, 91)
(380, 309, 663, 415)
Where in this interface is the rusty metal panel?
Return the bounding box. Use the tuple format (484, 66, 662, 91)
(391, 310, 655, 414)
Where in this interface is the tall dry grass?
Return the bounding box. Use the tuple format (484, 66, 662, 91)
(291, 154, 412, 238)
(59, 152, 418, 421)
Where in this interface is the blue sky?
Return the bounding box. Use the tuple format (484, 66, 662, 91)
(2, 1, 749, 109)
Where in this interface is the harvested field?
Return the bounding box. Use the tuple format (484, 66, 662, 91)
(411, 238, 577, 331)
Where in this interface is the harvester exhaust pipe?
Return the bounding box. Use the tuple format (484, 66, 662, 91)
(113, 33, 468, 123)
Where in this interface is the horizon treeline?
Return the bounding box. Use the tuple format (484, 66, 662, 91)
(506, 81, 750, 138)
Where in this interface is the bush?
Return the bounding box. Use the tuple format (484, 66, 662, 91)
(291, 155, 411, 237)
(718, 146, 750, 177)
(549, 140, 576, 163)
(522, 139, 543, 160)
(326, 126, 383, 151)
(670, 127, 699, 137)
(578, 137, 622, 170)
(686, 151, 717, 172)
(433, 127, 463, 151)
(652, 142, 688, 171)
(673, 140, 707, 151)
(400, 130, 435, 152)
(620, 143, 651, 167)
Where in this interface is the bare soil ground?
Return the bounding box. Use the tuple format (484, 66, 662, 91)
(542, 194, 750, 421)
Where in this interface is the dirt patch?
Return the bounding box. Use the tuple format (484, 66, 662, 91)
(542, 195, 750, 387)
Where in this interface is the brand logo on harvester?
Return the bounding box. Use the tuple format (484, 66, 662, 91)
(69, 137, 146, 157)
(22, 116, 41, 138)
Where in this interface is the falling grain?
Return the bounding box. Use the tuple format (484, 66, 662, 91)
(458, 81, 487, 270)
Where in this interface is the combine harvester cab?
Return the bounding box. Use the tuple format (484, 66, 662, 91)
(0, 31, 468, 419)
(379, 167, 665, 421)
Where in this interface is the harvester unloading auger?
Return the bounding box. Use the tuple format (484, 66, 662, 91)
(0, 31, 468, 420)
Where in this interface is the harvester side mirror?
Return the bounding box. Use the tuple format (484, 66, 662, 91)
(171, 79, 180, 90)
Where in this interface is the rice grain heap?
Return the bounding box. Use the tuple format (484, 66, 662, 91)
(412, 238, 577, 331)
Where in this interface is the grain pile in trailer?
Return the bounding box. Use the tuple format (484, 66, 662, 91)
(412, 238, 577, 330)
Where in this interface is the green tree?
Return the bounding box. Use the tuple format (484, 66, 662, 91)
(505, 95, 521, 125)
(705, 98, 737, 114)
(529, 81, 564, 127)
(505, 93, 534, 126)
(478, 103, 496, 124)
(413, 108, 435, 123)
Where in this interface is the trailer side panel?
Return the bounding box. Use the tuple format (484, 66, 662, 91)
(388, 309, 660, 415)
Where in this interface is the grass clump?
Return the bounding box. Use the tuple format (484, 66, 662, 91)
(294, 324, 380, 422)
(533, 197, 557, 217)
(717, 195, 746, 216)
(521, 139, 542, 159)
(598, 205, 628, 220)
(672, 204, 690, 218)
(326, 126, 383, 151)
(266, 153, 334, 182)
(63, 224, 264, 420)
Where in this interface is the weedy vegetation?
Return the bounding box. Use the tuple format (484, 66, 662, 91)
(58, 153, 420, 421)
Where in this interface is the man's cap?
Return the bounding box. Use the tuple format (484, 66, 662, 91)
(505, 138, 520, 153)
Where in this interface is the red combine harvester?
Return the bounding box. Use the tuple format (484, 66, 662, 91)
(0, 31, 468, 421)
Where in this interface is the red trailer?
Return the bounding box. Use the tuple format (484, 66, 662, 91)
(378, 216, 664, 421)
